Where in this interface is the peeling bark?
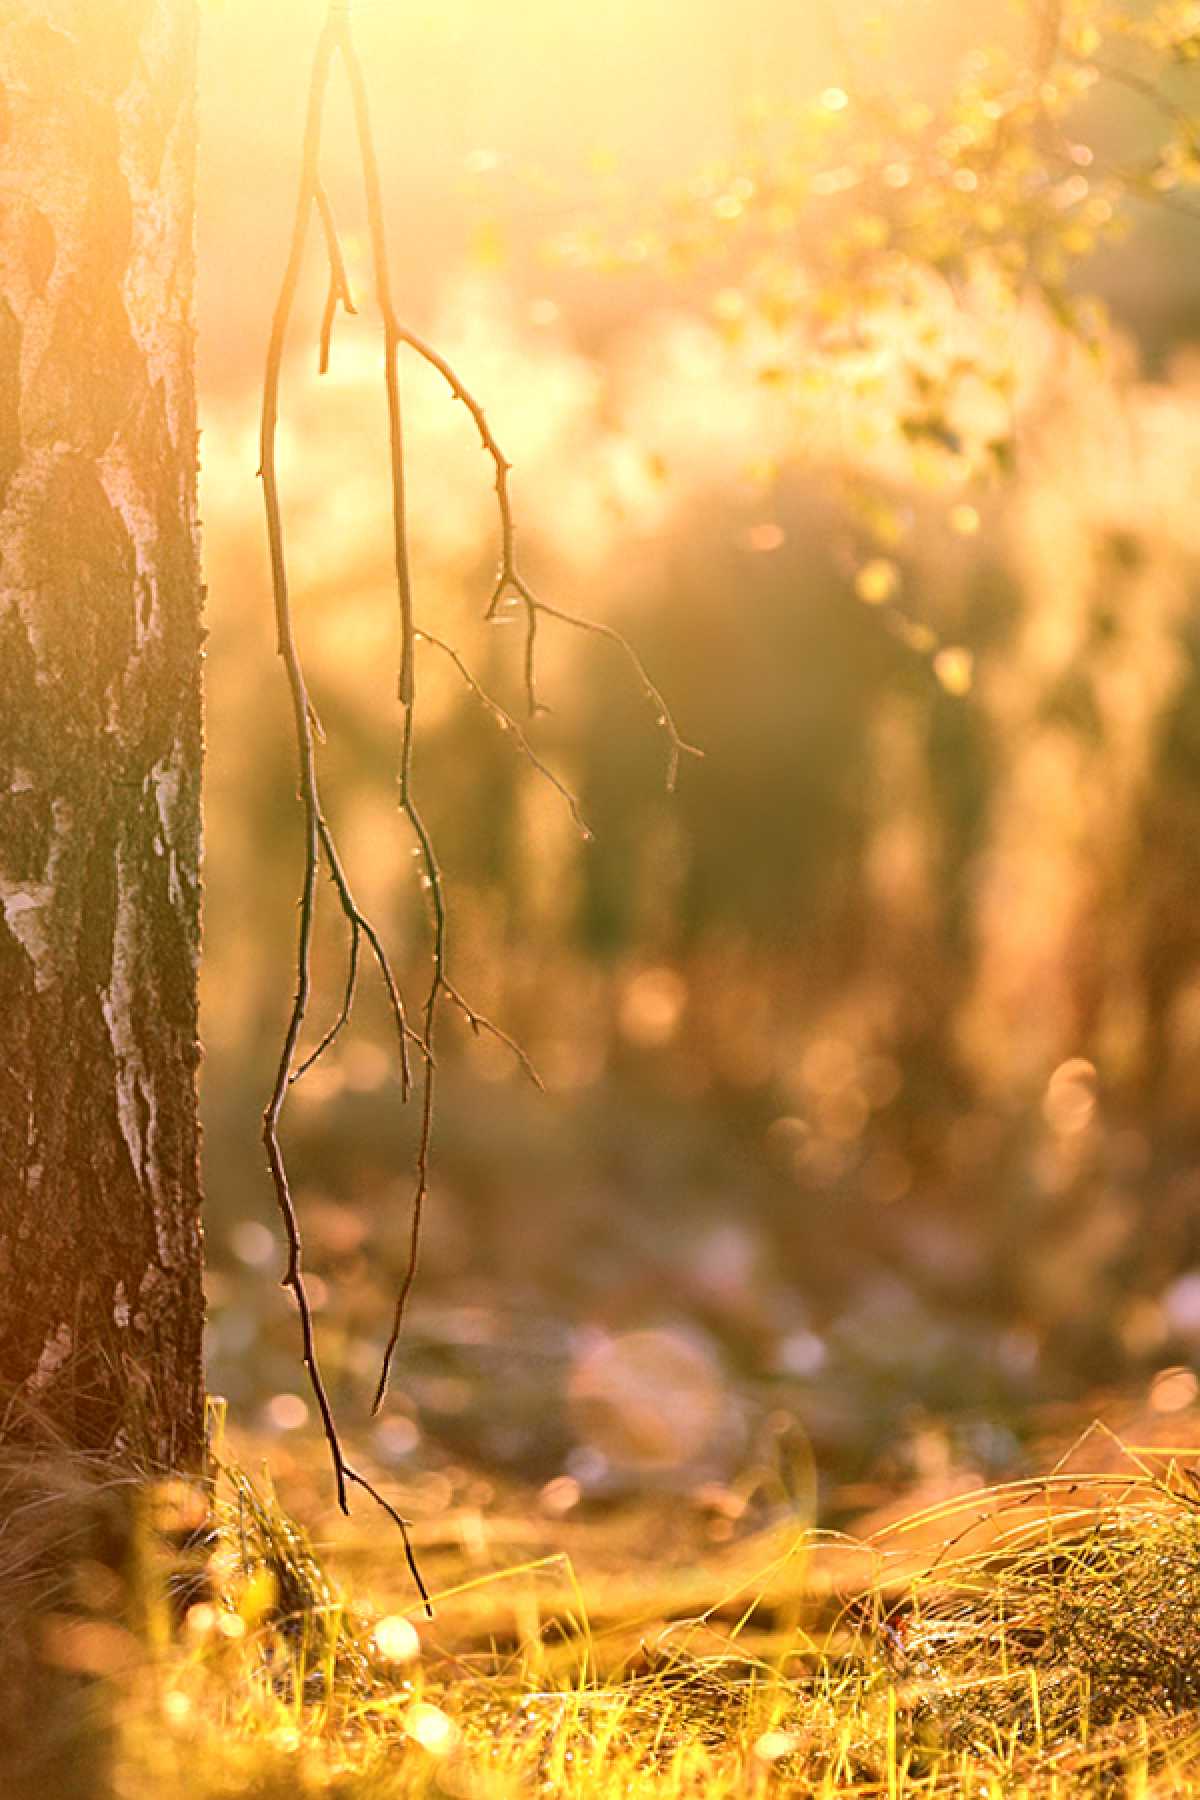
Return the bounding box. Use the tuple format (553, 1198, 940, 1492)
(0, 0, 204, 1468)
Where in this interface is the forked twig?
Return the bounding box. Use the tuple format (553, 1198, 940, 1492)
(315, 183, 357, 375)
(517, 593, 702, 794)
(415, 626, 593, 840)
(291, 817, 423, 1088)
(395, 323, 703, 784)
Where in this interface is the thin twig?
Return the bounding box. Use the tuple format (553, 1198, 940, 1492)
(260, 6, 348, 1513)
(336, 27, 417, 709)
(373, 710, 444, 1416)
(338, 12, 555, 1415)
(388, 326, 542, 707)
(268, 2, 695, 1446)
(291, 817, 423, 1088)
(522, 594, 703, 793)
(258, 5, 429, 1612)
(442, 978, 545, 1090)
(291, 894, 359, 1082)
(415, 626, 593, 840)
(336, 22, 449, 1417)
(396, 324, 701, 785)
(315, 182, 357, 374)
(343, 1466, 432, 1613)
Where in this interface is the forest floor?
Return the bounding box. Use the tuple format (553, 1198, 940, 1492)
(11, 1417, 1200, 1797)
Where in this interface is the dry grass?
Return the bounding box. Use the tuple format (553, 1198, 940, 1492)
(8, 1427, 1200, 1796)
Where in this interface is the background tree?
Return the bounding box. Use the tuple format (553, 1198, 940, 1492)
(192, 0, 1200, 1477)
(0, 0, 204, 1465)
(5, 0, 1200, 1485)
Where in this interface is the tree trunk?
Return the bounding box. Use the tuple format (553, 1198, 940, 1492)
(0, 0, 204, 1468)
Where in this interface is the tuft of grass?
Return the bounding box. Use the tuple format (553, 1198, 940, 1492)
(14, 1433, 1200, 1795)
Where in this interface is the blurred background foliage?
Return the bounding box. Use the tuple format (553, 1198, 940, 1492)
(195, 0, 1200, 1518)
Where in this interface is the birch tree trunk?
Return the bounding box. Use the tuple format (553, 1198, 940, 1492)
(0, 0, 205, 1468)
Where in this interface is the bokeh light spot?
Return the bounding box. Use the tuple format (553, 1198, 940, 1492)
(619, 967, 688, 1048)
(568, 1329, 724, 1470)
(932, 646, 974, 695)
(405, 1702, 457, 1754)
(1150, 1366, 1198, 1414)
(264, 1392, 310, 1432)
(855, 557, 899, 604)
(375, 1615, 421, 1664)
(1043, 1058, 1098, 1135)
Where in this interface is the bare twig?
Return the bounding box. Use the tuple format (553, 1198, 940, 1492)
(259, 7, 345, 1511)
(315, 183, 358, 374)
(387, 325, 543, 708)
(442, 978, 545, 1091)
(521, 594, 702, 793)
(415, 626, 593, 840)
(263, 1, 696, 1466)
(395, 324, 701, 785)
(371, 709, 444, 1416)
(258, 6, 429, 1613)
(335, 26, 417, 710)
(291, 818, 422, 1088)
(335, 18, 555, 1417)
(290, 891, 359, 1083)
(331, 22, 444, 1418)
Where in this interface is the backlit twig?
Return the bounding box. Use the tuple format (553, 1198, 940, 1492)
(258, 6, 428, 1614)
(415, 626, 594, 840)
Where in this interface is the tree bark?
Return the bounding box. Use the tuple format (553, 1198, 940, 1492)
(0, 0, 204, 1468)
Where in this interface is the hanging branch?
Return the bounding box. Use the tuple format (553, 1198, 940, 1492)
(393, 322, 703, 785)
(258, 8, 429, 1615)
(261, 1, 699, 1509)
(336, 20, 563, 1416)
(332, 28, 450, 1418)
